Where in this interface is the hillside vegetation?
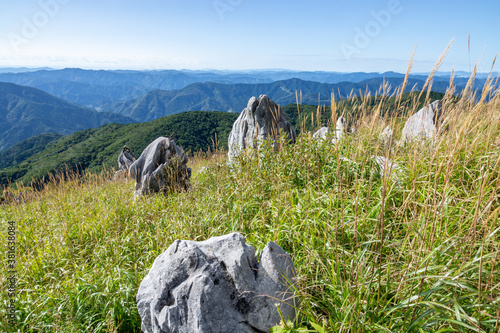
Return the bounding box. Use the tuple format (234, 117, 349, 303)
(0, 133, 63, 169)
(0, 92, 445, 188)
(0, 73, 499, 332)
(0, 82, 133, 151)
(0, 111, 238, 187)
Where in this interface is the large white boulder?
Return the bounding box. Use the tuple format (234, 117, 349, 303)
(129, 137, 191, 196)
(228, 95, 296, 161)
(313, 116, 346, 144)
(401, 100, 443, 143)
(136, 233, 298, 333)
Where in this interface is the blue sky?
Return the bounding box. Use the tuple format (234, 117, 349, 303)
(0, 0, 499, 73)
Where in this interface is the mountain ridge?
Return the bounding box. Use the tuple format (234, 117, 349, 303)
(0, 91, 446, 187)
(0, 68, 487, 110)
(0, 82, 134, 151)
(112, 77, 455, 122)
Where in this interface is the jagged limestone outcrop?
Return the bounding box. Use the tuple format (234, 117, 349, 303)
(228, 95, 296, 161)
(401, 100, 443, 143)
(129, 137, 191, 197)
(313, 116, 346, 144)
(137, 233, 298, 333)
(114, 146, 136, 180)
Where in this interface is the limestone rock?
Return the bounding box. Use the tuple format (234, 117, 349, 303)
(371, 156, 402, 183)
(136, 233, 298, 333)
(312, 116, 346, 144)
(2, 190, 14, 202)
(113, 169, 128, 180)
(118, 146, 136, 171)
(114, 146, 136, 180)
(313, 126, 330, 141)
(129, 137, 191, 196)
(401, 100, 442, 143)
(228, 95, 296, 161)
(1, 190, 32, 205)
(380, 126, 393, 146)
(334, 116, 346, 143)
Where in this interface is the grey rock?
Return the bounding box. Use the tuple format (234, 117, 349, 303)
(380, 126, 393, 146)
(118, 146, 136, 171)
(114, 146, 136, 180)
(1, 190, 32, 205)
(3, 190, 14, 201)
(334, 116, 346, 143)
(129, 137, 191, 196)
(137, 232, 298, 333)
(312, 116, 346, 144)
(401, 100, 442, 143)
(113, 169, 128, 181)
(228, 95, 296, 161)
(312, 126, 330, 141)
(371, 155, 402, 183)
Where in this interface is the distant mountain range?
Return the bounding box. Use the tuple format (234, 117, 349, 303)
(0, 67, 490, 149)
(0, 67, 53, 73)
(0, 82, 134, 151)
(0, 65, 486, 188)
(0, 74, 485, 152)
(111, 77, 468, 122)
(0, 68, 492, 111)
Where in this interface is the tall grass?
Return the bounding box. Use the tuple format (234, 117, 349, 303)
(1, 73, 499, 332)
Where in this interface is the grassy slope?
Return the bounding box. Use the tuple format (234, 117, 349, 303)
(0, 84, 498, 332)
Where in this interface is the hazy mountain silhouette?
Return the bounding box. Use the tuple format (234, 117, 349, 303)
(0, 82, 134, 151)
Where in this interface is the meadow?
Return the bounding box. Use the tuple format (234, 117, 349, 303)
(1, 66, 499, 332)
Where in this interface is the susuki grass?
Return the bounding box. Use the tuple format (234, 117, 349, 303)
(1, 67, 499, 332)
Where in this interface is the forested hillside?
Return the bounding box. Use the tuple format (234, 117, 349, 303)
(0, 82, 134, 150)
(0, 111, 238, 187)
